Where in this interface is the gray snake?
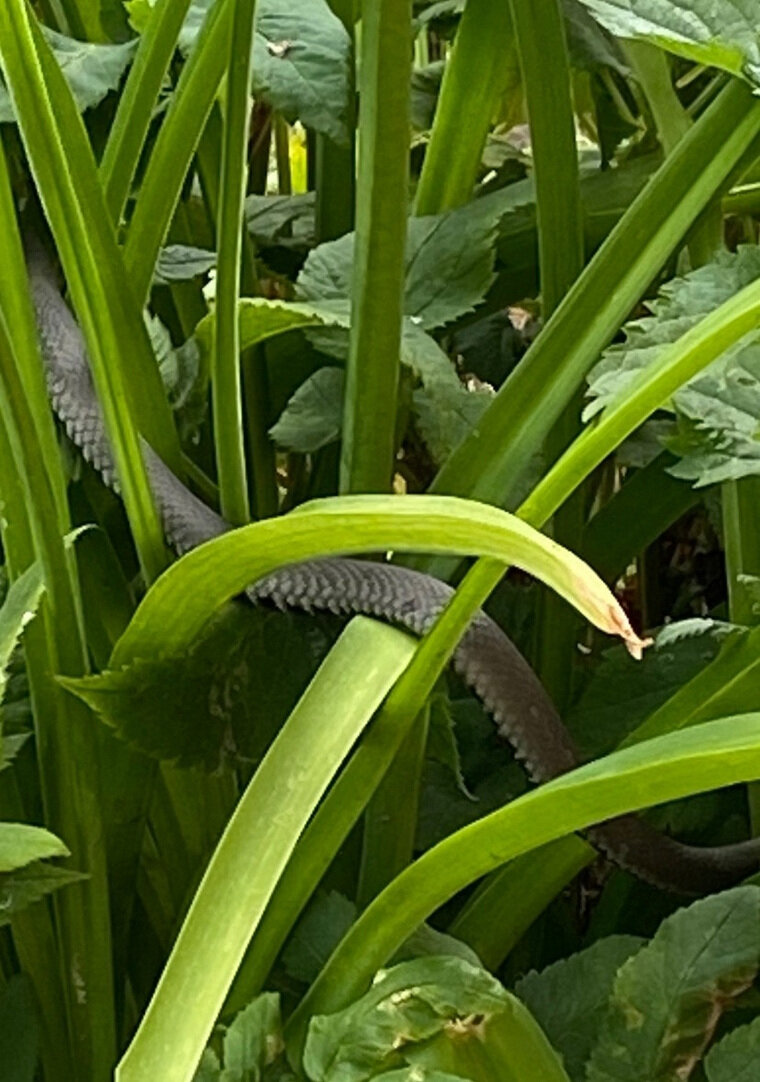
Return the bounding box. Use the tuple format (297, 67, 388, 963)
(26, 236, 760, 896)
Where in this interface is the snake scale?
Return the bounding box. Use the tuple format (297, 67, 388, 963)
(25, 236, 760, 896)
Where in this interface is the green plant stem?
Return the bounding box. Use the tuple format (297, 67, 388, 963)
(357, 705, 430, 908)
(0, 151, 114, 1080)
(211, 0, 257, 525)
(625, 40, 722, 265)
(339, 0, 411, 493)
(101, 0, 194, 228)
(431, 79, 760, 511)
(315, 0, 355, 242)
(197, 106, 279, 519)
(0, 0, 180, 582)
(414, 0, 514, 215)
(115, 619, 415, 1082)
(508, 0, 585, 711)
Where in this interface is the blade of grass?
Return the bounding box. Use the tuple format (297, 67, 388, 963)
(100, 0, 194, 227)
(286, 714, 760, 1060)
(339, 0, 412, 493)
(124, 0, 233, 305)
(115, 618, 416, 1082)
(0, 0, 180, 581)
(315, 0, 355, 243)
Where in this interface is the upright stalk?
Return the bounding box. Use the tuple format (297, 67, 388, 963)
(339, 0, 412, 493)
(212, 0, 257, 525)
(414, 0, 514, 216)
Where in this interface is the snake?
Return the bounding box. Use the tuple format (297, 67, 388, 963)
(25, 234, 760, 896)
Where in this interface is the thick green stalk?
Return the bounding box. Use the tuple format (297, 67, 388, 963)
(314, 0, 356, 246)
(431, 79, 760, 510)
(723, 479, 760, 626)
(124, 0, 232, 305)
(508, 0, 585, 711)
(116, 619, 415, 1082)
(339, 0, 411, 493)
(100, 0, 194, 227)
(414, 0, 514, 215)
(0, 159, 114, 1078)
(211, 0, 256, 524)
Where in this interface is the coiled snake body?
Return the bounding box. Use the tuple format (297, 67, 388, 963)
(26, 240, 760, 896)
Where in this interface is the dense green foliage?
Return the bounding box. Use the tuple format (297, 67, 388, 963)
(2, 0, 760, 1080)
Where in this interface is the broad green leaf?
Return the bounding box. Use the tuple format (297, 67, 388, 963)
(586, 887, 760, 1082)
(0, 823, 69, 873)
(575, 0, 760, 85)
(515, 936, 645, 1081)
(364, 1073, 466, 1082)
(392, 924, 482, 969)
(106, 494, 650, 665)
(0, 734, 29, 774)
(0, 27, 135, 123)
(0, 561, 43, 708)
(705, 1014, 760, 1081)
(64, 603, 336, 768)
(270, 368, 344, 453)
(172, 0, 351, 144)
(223, 993, 284, 1079)
(282, 892, 357, 986)
(0, 976, 39, 1082)
(0, 862, 87, 928)
(303, 956, 511, 1081)
(193, 1049, 221, 1082)
(561, 0, 628, 74)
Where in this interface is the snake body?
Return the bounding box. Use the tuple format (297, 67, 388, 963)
(26, 239, 760, 896)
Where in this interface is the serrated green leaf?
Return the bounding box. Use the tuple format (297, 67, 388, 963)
(283, 891, 357, 986)
(0, 824, 69, 873)
(584, 247, 760, 485)
(562, 0, 628, 74)
(61, 603, 335, 769)
(296, 188, 520, 330)
(153, 244, 216, 286)
(586, 887, 760, 1082)
(412, 380, 493, 465)
(0, 861, 87, 928)
(303, 956, 510, 1082)
(515, 936, 645, 1081)
(575, 0, 760, 85)
(270, 368, 344, 453)
(0, 734, 29, 774)
(391, 924, 482, 969)
(222, 993, 283, 1080)
(173, 0, 351, 144)
(245, 192, 316, 251)
(705, 1014, 760, 1081)
(0, 26, 135, 123)
(0, 975, 39, 1082)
